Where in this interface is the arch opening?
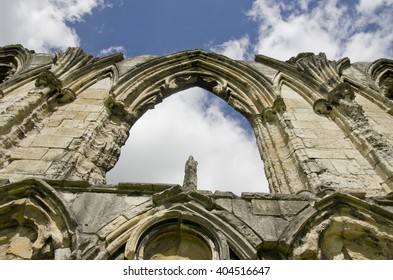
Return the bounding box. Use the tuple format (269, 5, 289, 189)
(135, 219, 214, 260)
(106, 87, 269, 194)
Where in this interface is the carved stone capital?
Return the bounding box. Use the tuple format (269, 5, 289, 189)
(250, 113, 262, 124)
(262, 108, 275, 122)
(327, 82, 354, 105)
(35, 70, 61, 93)
(313, 99, 332, 115)
(56, 88, 76, 104)
(105, 96, 135, 122)
(272, 96, 286, 113)
(313, 83, 357, 115)
(262, 96, 287, 122)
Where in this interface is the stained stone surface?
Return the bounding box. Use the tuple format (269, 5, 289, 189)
(0, 45, 393, 259)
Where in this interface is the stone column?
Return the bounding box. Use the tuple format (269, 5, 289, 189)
(182, 156, 198, 191)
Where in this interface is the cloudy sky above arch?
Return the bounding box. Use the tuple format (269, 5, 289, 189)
(1, 0, 393, 194)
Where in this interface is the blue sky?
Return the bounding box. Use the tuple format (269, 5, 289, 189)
(1, 0, 393, 194)
(71, 0, 257, 57)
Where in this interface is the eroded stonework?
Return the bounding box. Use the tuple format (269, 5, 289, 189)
(0, 44, 393, 259)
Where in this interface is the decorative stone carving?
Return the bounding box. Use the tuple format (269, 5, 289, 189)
(0, 44, 34, 84)
(261, 96, 287, 122)
(327, 82, 355, 105)
(380, 76, 393, 99)
(262, 108, 275, 122)
(34, 70, 62, 93)
(272, 96, 286, 113)
(366, 58, 393, 97)
(0, 62, 16, 83)
(160, 75, 199, 93)
(0, 180, 75, 260)
(313, 83, 354, 115)
(291, 205, 393, 259)
(287, 52, 349, 89)
(55, 88, 76, 104)
(313, 99, 332, 115)
(105, 96, 135, 122)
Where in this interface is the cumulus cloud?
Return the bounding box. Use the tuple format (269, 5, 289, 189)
(0, 0, 105, 52)
(210, 35, 252, 60)
(106, 88, 269, 195)
(212, 0, 393, 61)
(99, 45, 126, 56)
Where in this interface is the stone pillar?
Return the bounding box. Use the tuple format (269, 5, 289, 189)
(182, 156, 198, 191)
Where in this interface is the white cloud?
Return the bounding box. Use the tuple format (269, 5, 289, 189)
(106, 88, 269, 195)
(99, 45, 126, 56)
(210, 35, 251, 60)
(211, 0, 393, 61)
(356, 0, 390, 14)
(0, 0, 105, 52)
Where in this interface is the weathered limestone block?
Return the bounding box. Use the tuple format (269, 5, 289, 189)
(69, 192, 151, 233)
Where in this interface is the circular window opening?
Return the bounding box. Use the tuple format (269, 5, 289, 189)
(136, 221, 215, 260)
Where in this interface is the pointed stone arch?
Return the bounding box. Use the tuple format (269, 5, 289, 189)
(108, 50, 277, 123)
(98, 199, 259, 260)
(0, 44, 33, 84)
(101, 50, 291, 193)
(367, 58, 393, 100)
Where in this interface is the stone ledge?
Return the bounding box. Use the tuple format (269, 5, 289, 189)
(241, 192, 312, 201)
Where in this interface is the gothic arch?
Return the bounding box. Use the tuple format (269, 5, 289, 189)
(0, 44, 33, 84)
(109, 50, 276, 122)
(367, 59, 393, 86)
(100, 50, 289, 191)
(0, 44, 54, 95)
(99, 201, 258, 260)
(366, 58, 393, 100)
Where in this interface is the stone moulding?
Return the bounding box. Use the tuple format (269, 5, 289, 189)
(313, 98, 333, 115)
(34, 70, 62, 93)
(55, 88, 76, 104)
(0, 178, 77, 259)
(261, 96, 287, 122)
(104, 95, 135, 123)
(122, 206, 257, 260)
(0, 44, 34, 84)
(112, 50, 276, 118)
(283, 192, 393, 259)
(312, 82, 355, 115)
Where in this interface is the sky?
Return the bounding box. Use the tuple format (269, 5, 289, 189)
(1, 0, 393, 194)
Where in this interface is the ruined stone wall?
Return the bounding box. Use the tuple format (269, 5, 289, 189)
(0, 45, 393, 260)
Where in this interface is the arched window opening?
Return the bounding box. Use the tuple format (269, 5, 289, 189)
(135, 219, 214, 260)
(106, 87, 269, 194)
